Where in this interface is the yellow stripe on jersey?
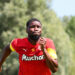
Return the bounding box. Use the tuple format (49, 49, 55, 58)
(47, 48, 57, 59)
(10, 44, 15, 51)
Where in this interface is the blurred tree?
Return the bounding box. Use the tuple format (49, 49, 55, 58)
(0, 0, 28, 75)
(66, 16, 75, 75)
(62, 16, 70, 29)
(66, 16, 75, 39)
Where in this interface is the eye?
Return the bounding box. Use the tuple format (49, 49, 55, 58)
(37, 26, 41, 28)
(29, 25, 35, 28)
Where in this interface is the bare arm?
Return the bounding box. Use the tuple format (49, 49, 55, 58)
(44, 49, 58, 73)
(0, 44, 12, 72)
(39, 38, 58, 73)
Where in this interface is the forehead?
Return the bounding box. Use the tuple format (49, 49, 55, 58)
(30, 21, 41, 26)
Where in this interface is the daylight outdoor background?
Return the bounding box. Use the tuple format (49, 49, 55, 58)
(52, 0, 75, 17)
(0, 0, 75, 75)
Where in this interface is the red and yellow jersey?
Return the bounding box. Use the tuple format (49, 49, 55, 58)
(10, 38, 57, 75)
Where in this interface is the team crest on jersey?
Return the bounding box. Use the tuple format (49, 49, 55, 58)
(22, 49, 27, 52)
(22, 54, 44, 61)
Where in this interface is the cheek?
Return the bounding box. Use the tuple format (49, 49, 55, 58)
(28, 28, 34, 34)
(39, 29, 42, 33)
(29, 28, 34, 32)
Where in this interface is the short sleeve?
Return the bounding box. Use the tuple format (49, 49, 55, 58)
(46, 39, 57, 59)
(10, 39, 18, 52)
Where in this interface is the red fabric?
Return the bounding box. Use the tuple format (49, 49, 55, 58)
(10, 38, 55, 75)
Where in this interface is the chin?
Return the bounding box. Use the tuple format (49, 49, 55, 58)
(29, 35, 41, 41)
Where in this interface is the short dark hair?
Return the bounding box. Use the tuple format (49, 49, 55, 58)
(26, 18, 42, 27)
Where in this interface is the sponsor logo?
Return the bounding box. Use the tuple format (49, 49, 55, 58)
(22, 54, 44, 61)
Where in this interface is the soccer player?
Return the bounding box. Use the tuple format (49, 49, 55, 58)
(0, 18, 58, 75)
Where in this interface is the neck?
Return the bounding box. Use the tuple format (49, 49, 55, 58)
(28, 37, 40, 45)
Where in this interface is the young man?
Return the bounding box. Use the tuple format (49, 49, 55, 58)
(0, 18, 58, 75)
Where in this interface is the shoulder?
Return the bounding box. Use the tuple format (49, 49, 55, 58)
(12, 37, 27, 42)
(45, 38, 55, 46)
(11, 37, 28, 46)
(10, 37, 28, 51)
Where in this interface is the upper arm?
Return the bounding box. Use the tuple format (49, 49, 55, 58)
(46, 39, 58, 60)
(4, 44, 12, 54)
(9, 38, 19, 52)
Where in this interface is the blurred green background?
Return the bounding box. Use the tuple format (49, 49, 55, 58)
(0, 0, 75, 75)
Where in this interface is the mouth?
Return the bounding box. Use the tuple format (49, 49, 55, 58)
(33, 32, 40, 35)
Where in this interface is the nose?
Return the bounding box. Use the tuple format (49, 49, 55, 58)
(34, 26, 38, 31)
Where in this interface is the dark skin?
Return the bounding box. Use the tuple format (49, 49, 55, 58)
(0, 21, 58, 73)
